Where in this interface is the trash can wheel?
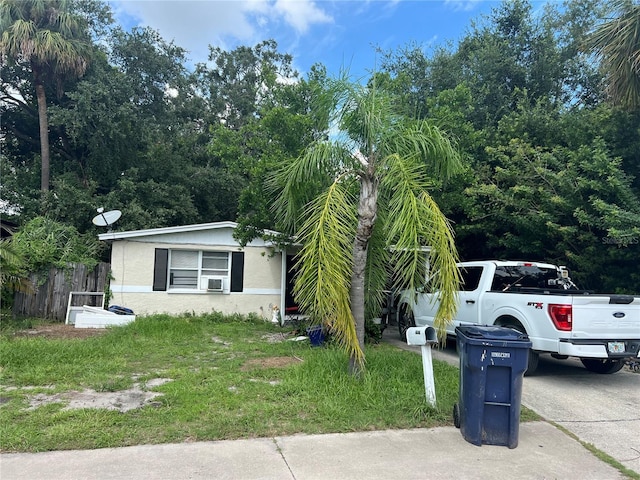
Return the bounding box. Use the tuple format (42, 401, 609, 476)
(453, 403, 460, 429)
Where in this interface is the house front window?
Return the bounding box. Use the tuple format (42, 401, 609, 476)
(202, 252, 229, 276)
(168, 250, 230, 290)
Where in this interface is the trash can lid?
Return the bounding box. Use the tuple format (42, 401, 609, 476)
(456, 325, 529, 342)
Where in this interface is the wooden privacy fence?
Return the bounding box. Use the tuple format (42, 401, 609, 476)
(12, 262, 110, 322)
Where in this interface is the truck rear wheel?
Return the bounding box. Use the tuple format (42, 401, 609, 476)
(503, 322, 538, 376)
(453, 403, 460, 429)
(398, 304, 415, 342)
(524, 350, 539, 376)
(580, 358, 625, 374)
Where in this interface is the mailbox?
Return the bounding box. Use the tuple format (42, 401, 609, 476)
(406, 326, 438, 346)
(406, 325, 439, 406)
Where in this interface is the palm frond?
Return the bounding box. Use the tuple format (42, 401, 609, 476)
(268, 141, 354, 232)
(382, 154, 433, 292)
(1, 0, 90, 76)
(382, 152, 460, 340)
(387, 121, 462, 181)
(293, 180, 363, 363)
(587, 0, 640, 110)
(0, 238, 34, 293)
(417, 192, 461, 338)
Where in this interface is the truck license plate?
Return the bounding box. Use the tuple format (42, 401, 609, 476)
(608, 342, 625, 354)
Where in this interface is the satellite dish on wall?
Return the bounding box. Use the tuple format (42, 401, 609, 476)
(92, 208, 121, 229)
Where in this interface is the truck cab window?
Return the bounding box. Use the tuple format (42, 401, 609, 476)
(492, 266, 558, 291)
(459, 267, 483, 291)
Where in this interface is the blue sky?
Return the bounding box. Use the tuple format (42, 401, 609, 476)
(109, 0, 511, 78)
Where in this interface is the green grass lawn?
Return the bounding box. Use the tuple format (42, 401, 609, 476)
(0, 312, 527, 453)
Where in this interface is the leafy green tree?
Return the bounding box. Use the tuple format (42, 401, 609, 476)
(2, 20, 225, 231)
(2, 216, 103, 312)
(381, 0, 611, 123)
(197, 39, 297, 130)
(587, 0, 640, 110)
(380, 1, 568, 128)
(545, 0, 607, 107)
(100, 170, 199, 231)
(230, 66, 326, 246)
(376, 0, 640, 295)
(462, 138, 640, 292)
(271, 76, 462, 374)
(0, 0, 93, 193)
(11, 216, 102, 274)
(453, 0, 567, 127)
(52, 26, 192, 188)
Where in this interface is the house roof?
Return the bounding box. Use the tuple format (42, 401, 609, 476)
(98, 221, 241, 241)
(97, 221, 287, 249)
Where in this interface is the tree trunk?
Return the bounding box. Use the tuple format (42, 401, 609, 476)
(34, 75, 51, 193)
(349, 174, 379, 374)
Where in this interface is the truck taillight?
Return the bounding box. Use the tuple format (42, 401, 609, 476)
(549, 304, 572, 331)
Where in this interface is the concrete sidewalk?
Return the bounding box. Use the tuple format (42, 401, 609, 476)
(0, 422, 625, 479)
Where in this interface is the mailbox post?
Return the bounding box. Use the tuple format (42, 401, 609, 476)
(406, 326, 439, 407)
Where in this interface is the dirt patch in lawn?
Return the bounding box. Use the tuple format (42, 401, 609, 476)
(240, 356, 303, 371)
(25, 378, 172, 413)
(14, 323, 107, 340)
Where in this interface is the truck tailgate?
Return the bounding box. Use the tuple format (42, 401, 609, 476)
(571, 295, 640, 339)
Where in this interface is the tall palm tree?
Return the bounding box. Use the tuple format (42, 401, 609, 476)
(0, 0, 92, 192)
(271, 76, 462, 374)
(588, 0, 640, 110)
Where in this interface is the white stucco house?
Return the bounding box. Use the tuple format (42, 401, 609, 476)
(98, 221, 298, 319)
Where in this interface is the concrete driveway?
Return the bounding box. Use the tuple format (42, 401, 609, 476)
(521, 355, 640, 474)
(382, 329, 640, 475)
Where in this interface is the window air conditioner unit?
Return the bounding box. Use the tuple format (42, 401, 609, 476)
(205, 276, 224, 292)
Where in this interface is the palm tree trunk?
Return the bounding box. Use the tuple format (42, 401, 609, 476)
(349, 174, 378, 374)
(34, 76, 51, 193)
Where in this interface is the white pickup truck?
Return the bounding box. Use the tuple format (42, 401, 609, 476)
(396, 260, 640, 374)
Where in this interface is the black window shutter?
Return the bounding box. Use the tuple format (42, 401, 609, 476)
(230, 252, 244, 292)
(153, 248, 169, 291)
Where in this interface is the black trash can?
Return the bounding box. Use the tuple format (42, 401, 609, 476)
(454, 325, 532, 449)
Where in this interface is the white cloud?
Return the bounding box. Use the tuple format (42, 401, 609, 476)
(111, 0, 333, 63)
(111, 1, 255, 62)
(273, 0, 332, 34)
(443, 0, 483, 13)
